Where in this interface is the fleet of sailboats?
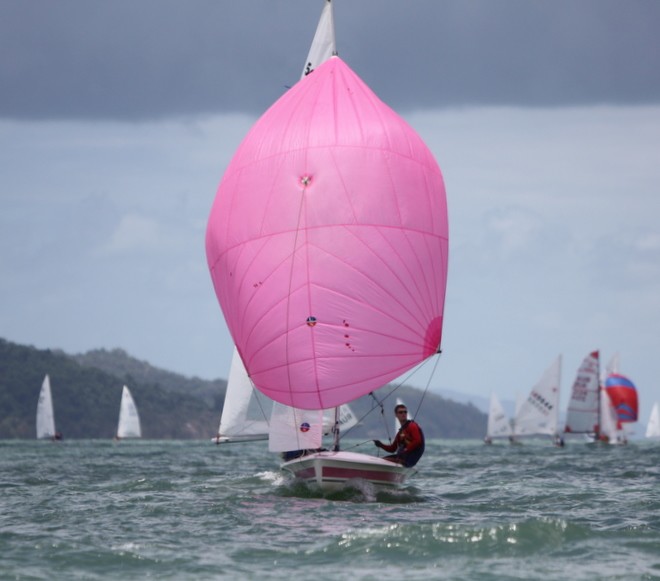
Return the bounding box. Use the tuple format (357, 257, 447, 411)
(206, 0, 449, 490)
(484, 350, 645, 447)
(563, 350, 638, 445)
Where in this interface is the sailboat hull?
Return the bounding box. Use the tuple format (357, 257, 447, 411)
(281, 450, 408, 492)
(212, 434, 269, 444)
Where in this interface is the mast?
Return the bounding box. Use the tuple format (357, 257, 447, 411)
(595, 351, 601, 439)
(332, 406, 340, 451)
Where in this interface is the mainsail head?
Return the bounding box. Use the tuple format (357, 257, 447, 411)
(206, 57, 448, 410)
(302, 0, 336, 77)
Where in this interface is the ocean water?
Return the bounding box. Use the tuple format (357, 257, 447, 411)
(1, 439, 659, 581)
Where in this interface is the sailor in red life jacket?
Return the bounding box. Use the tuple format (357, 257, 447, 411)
(373, 404, 425, 467)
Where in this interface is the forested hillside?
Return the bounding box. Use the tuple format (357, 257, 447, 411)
(0, 339, 219, 439)
(0, 338, 486, 439)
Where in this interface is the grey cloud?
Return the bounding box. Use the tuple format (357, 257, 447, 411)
(1, 0, 659, 120)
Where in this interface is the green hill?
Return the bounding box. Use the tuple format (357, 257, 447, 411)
(0, 338, 486, 439)
(0, 339, 219, 439)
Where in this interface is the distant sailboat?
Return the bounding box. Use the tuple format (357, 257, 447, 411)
(484, 393, 512, 443)
(513, 355, 562, 444)
(646, 402, 660, 439)
(564, 351, 626, 444)
(564, 351, 600, 439)
(36, 374, 60, 440)
(603, 359, 638, 439)
(213, 348, 272, 444)
(116, 386, 142, 439)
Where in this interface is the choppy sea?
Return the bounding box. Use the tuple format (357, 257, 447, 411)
(1, 438, 659, 580)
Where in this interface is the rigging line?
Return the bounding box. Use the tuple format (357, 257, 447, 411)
(283, 182, 308, 412)
(249, 383, 271, 424)
(364, 356, 438, 433)
(339, 353, 442, 446)
(338, 392, 392, 442)
(335, 398, 382, 444)
(370, 390, 386, 415)
(369, 390, 393, 439)
(412, 353, 442, 421)
(340, 440, 374, 451)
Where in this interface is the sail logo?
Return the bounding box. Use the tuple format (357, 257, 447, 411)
(615, 403, 637, 422)
(528, 390, 554, 415)
(571, 374, 594, 402)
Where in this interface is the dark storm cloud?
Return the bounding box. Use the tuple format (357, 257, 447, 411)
(1, 0, 659, 120)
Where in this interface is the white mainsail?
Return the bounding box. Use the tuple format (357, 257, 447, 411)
(604, 352, 620, 378)
(36, 374, 56, 439)
(599, 388, 623, 444)
(269, 403, 324, 452)
(268, 401, 358, 453)
(117, 385, 142, 439)
(301, 0, 335, 77)
(646, 402, 660, 439)
(215, 348, 271, 443)
(324, 404, 358, 436)
(564, 351, 600, 435)
(514, 355, 562, 439)
(486, 393, 512, 440)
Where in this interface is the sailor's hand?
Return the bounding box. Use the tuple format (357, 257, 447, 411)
(373, 440, 383, 449)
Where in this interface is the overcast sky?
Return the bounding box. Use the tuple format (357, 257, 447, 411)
(2, 1, 659, 424)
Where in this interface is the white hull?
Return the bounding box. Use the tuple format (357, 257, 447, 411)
(211, 434, 269, 444)
(281, 450, 408, 492)
(583, 433, 627, 445)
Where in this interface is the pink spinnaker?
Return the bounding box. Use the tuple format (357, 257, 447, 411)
(206, 56, 448, 410)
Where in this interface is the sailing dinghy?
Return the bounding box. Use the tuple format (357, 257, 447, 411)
(563, 351, 629, 444)
(512, 355, 562, 444)
(116, 385, 142, 439)
(646, 402, 660, 439)
(36, 374, 60, 440)
(603, 359, 639, 441)
(206, 0, 448, 491)
(484, 393, 513, 444)
(212, 347, 272, 444)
